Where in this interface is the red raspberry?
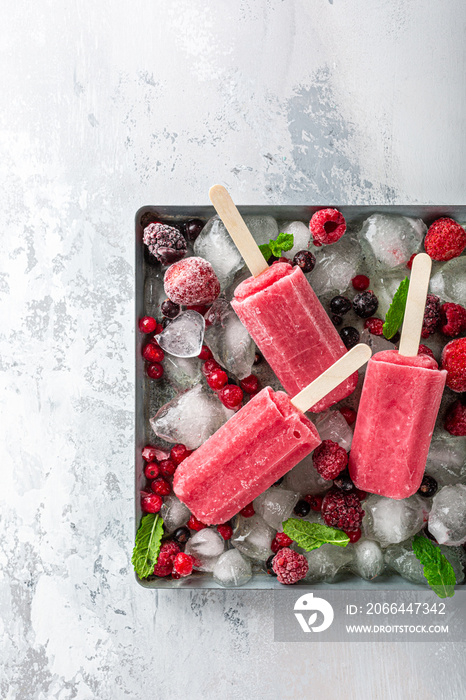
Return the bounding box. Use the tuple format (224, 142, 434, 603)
(418, 344, 435, 359)
(153, 541, 180, 577)
(351, 275, 370, 291)
(138, 316, 157, 333)
(406, 254, 416, 270)
(271, 532, 293, 553)
(312, 440, 348, 480)
(217, 524, 233, 540)
(424, 217, 466, 261)
(141, 491, 163, 514)
(159, 458, 177, 477)
(173, 552, 195, 577)
(147, 363, 164, 379)
(444, 400, 466, 436)
(144, 462, 160, 480)
(304, 495, 323, 511)
(240, 503, 255, 518)
(219, 384, 243, 409)
(309, 209, 346, 246)
(240, 374, 260, 395)
(364, 318, 384, 336)
(142, 342, 165, 363)
(441, 338, 466, 392)
(164, 257, 220, 305)
(188, 515, 207, 531)
(321, 489, 364, 532)
(202, 359, 221, 377)
(198, 344, 213, 361)
(346, 528, 362, 543)
(440, 303, 466, 337)
(207, 369, 228, 390)
(272, 548, 308, 585)
(170, 444, 192, 465)
(421, 295, 441, 338)
(354, 489, 367, 501)
(339, 407, 357, 426)
(151, 477, 171, 496)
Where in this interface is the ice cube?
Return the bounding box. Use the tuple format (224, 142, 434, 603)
(193, 215, 245, 290)
(231, 514, 275, 561)
(253, 488, 299, 530)
(144, 269, 166, 317)
(304, 543, 353, 583)
(155, 310, 205, 358)
(428, 484, 466, 545)
(163, 353, 203, 391)
(280, 221, 312, 258)
(307, 233, 363, 296)
(204, 299, 255, 379)
(185, 528, 225, 571)
(430, 256, 466, 306)
(425, 435, 466, 486)
(150, 384, 234, 450)
(283, 454, 333, 496)
(313, 410, 353, 451)
(350, 539, 385, 581)
(243, 215, 278, 246)
(368, 268, 409, 318)
(384, 540, 426, 584)
(160, 494, 190, 533)
(213, 550, 252, 587)
(363, 494, 426, 547)
(359, 328, 395, 355)
(358, 213, 427, 271)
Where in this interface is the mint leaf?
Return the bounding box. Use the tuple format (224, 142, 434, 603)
(383, 277, 409, 339)
(270, 232, 294, 256)
(412, 534, 456, 598)
(132, 513, 164, 579)
(258, 243, 272, 261)
(283, 518, 350, 552)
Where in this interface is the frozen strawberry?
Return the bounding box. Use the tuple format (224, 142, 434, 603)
(164, 257, 220, 305)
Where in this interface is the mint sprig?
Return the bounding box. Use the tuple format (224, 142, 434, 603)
(283, 518, 350, 552)
(412, 534, 456, 599)
(259, 232, 294, 261)
(132, 513, 164, 579)
(383, 277, 409, 339)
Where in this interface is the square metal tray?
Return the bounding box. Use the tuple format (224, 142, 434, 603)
(135, 204, 465, 590)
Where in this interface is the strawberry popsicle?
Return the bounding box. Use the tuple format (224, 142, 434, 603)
(174, 344, 371, 524)
(348, 253, 447, 499)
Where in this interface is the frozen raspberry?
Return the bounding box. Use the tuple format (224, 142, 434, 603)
(418, 344, 435, 359)
(309, 209, 346, 246)
(339, 406, 357, 425)
(304, 494, 323, 511)
(240, 374, 260, 395)
(441, 338, 466, 392)
(151, 477, 171, 496)
(217, 524, 233, 540)
(354, 489, 367, 501)
(421, 294, 441, 338)
(240, 503, 255, 518)
(271, 533, 293, 553)
(364, 317, 384, 336)
(173, 552, 195, 577)
(346, 529, 362, 543)
(198, 344, 213, 361)
(440, 303, 466, 337)
(312, 439, 348, 480)
(142, 342, 164, 363)
(424, 217, 466, 261)
(153, 541, 180, 577)
(187, 515, 207, 531)
(141, 491, 163, 514)
(444, 399, 466, 436)
(187, 304, 209, 315)
(138, 316, 157, 333)
(272, 548, 308, 585)
(219, 384, 243, 409)
(164, 257, 220, 305)
(159, 458, 177, 477)
(170, 444, 192, 465)
(144, 462, 160, 480)
(146, 362, 164, 379)
(321, 489, 364, 532)
(207, 369, 228, 391)
(352, 275, 370, 291)
(406, 253, 416, 270)
(143, 223, 187, 265)
(202, 359, 221, 376)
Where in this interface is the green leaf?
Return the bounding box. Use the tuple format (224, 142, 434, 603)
(132, 513, 164, 579)
(383, 277, 409, 339)
(283, 518, 350, 552)
(270, 232, 294, 256)
(258, 243, 272, 261)
(412, 534, 456, 599)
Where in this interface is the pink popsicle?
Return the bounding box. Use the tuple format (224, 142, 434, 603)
(348, 351, 446, 499)
(231, 263, 358, 412)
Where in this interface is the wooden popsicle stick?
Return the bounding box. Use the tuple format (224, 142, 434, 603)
(209, 185, 269, 277)
(291, 344, 372, 414)
(398, 253, 432, 357)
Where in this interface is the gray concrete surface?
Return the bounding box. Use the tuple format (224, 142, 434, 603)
(1, 0, 466, 698)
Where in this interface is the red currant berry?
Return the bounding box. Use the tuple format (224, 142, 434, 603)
(146, 362, 164, 379)
(240, 503, 255, 518)
(138, 316, 157, 333)
(141, 491, 163, 513)
(339, 406, 357, 426)
(304, 495, 323, 511)
(351, 275, 370, 291)
(142, 342, 165, 363)
(346, 528, 362, 543)
(144, 462, 160, 480)
(201, 359, 221, 376)
(142, 445, 158, 462)
(240, 374, 259, 395)
(207, 369, 228, 390)
(198, 344, 213, 361)
(219, 384, 243, 409)
(188, 515, 207, 531)
(151, 477, 171, 496)
(159, 458, 177, 477)
(173, 552, 195, 577)
(217, 524, 233, 540)
(170, 444, 192, 465)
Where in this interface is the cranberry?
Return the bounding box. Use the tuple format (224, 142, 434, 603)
(142, 342, 165, 363)
(351, 275, 370, 291)
(144, 462, 160, 480)
(240, 374, 260, 395)
(146, 362, 164, 379)
(141, 491, 163, 513)
(240, 503, 255, 518)
(151, 477, 171, 496)
(304, 494, 323, 511)
(219, 384, 243, 409)
(173, 552, 195, 577)
(188, 515, 207, 531)
(339, 406, 357, 425)
(161, 299, 180, 319)
(198, 344, 213, 361)
(138, 316, 157, 333)
(202, 359, 221, 376)
(170, 444, 192, 465)
(142, 445, 159, 462)
(159, 458, 177, 477)
(207, 369, 228, 390)
(346, 529, 362, 543)
(217, 524, 233, 540)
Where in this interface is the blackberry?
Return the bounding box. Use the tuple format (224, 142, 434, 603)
(353, 291, 379, 318)
(143, 222, 187, 265)
(340, 326, 360, 349)
(330, 295, 352, 316)
(421, 294, 441, 338)
(292, 250, 316, 273)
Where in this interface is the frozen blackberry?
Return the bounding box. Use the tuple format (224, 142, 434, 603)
(183, 218, 204, 241)
(340, 326, 360, 349)
(417, 475, 438, 498)
(266, 555, 277, 576)
(143, 222, 187, 265)
(421, 294, 441, 338)
(294, 499, 311, 517)
(353, 291, 379, 318)
(161, 299, 181, 319)
(330, 295, 352, 316)
(292, 250, 316, 273)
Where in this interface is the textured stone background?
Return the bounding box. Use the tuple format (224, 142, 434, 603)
(2, 1, 466, 698)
